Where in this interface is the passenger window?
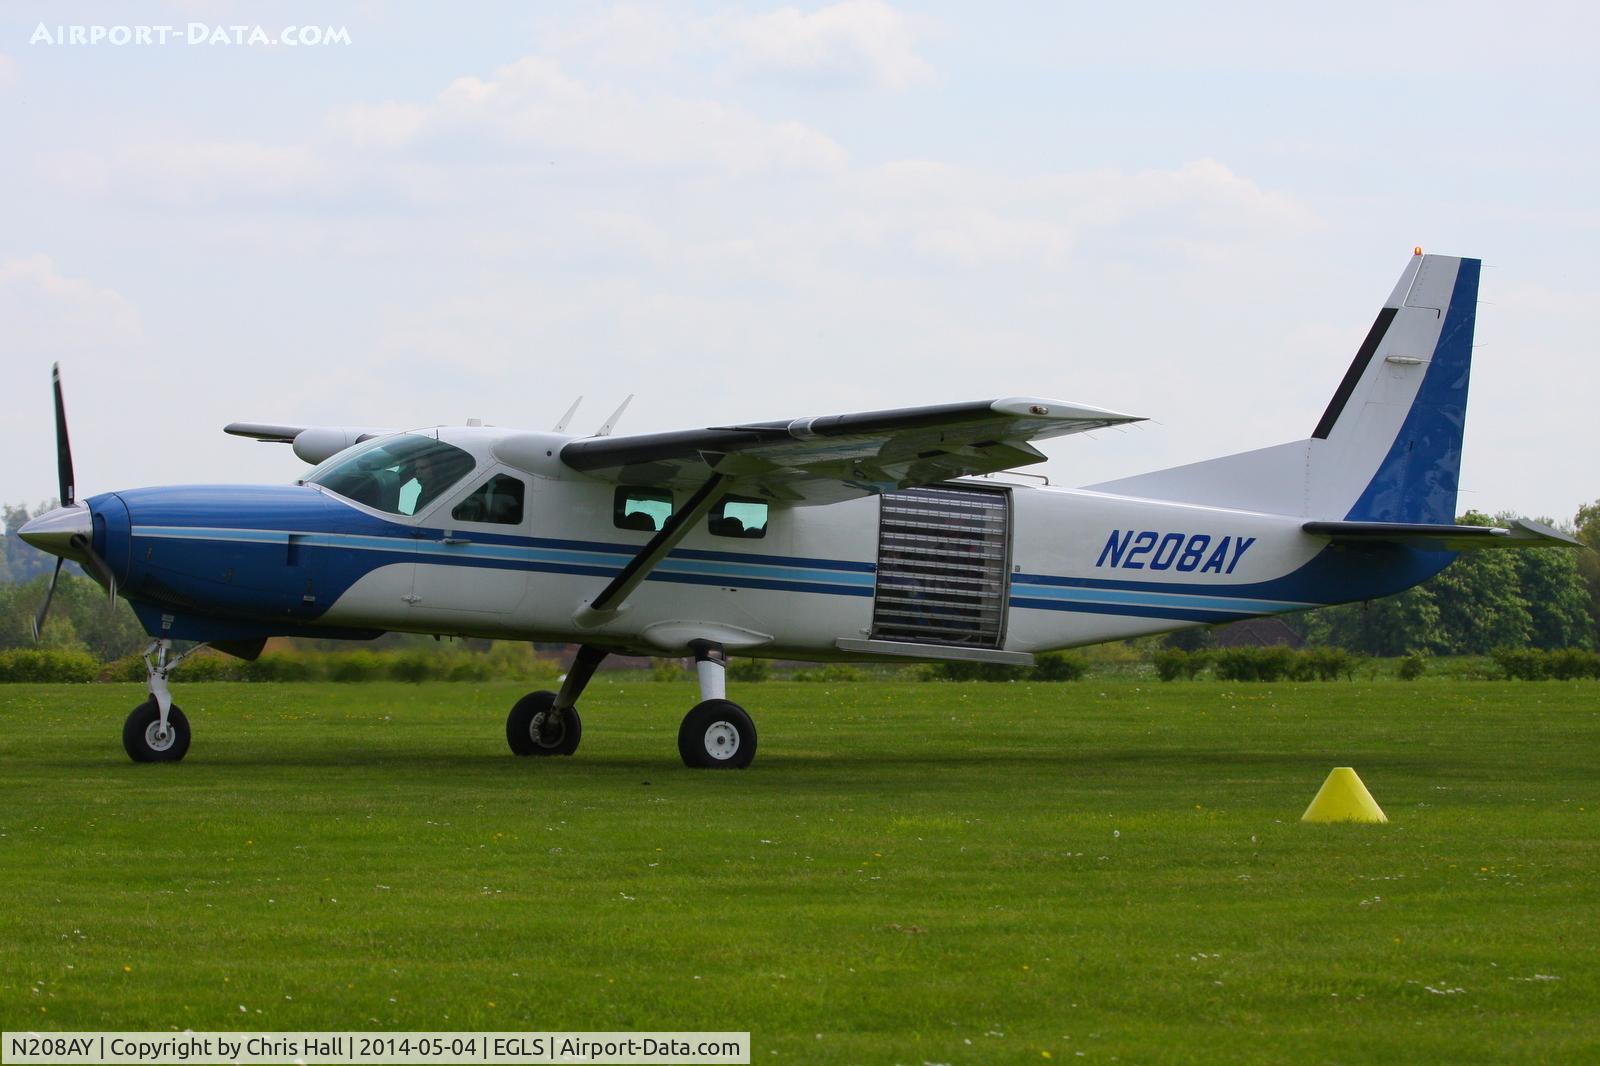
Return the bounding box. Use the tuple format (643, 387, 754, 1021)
(452, 474, 526, 525)
(709, 496, 769, 539)
(615, 487, 673, 532)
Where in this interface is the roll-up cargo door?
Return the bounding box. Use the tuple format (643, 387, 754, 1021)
(869, 485, 1011, 648)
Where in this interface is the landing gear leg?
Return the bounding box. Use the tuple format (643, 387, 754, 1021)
(506, 644, 607, 757)
(678, 640, 757, 769)
(123, 639, 201, 763)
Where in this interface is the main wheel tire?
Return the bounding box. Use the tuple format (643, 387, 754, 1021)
(506, 691, 582, 756)
(678, 699, 757, 769)
(123, 699, 191, 763)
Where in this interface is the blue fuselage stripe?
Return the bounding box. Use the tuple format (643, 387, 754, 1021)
(131, 525, 877, 599)
(130, 526, 1320, 617)
(1008, 580, 1314, 616)
(1009, 597, 1255, 624)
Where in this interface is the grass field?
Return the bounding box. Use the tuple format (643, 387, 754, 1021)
(2, 678, 1597, 1063)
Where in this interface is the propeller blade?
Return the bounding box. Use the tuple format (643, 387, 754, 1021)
(31, 557, 65, 642)
(70, 534, 119, 610)
(53, 363, 76, 507)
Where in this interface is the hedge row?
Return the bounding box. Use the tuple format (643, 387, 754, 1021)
(0, 646, 564, 684)
(658, 651, 1090, 683)
(1153, 646, 1359, 682)
(919, 651, 1088, 683)
(1493, 647, 1600, 681)
(7, 645, 1595, 685)
(0, 649, 102, 683)
(3, 646, 1088, 685)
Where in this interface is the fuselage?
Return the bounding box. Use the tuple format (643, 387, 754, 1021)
(74, 425, 1453, 660)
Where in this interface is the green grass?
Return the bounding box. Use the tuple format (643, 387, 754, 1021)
(2, 679, 1597, 1063)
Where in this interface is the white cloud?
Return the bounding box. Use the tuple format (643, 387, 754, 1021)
(326, 100, 429, 151)
(328, 55, 849, 176)
(437, 57, 849, 173)
(1031, 4, 1600, 76)
(44, 139, 336, 206)
(730, 0, 933, 88)
(124, 140, 332, 202)
(537, 4, 688, 71)
(0, 254, 143, 354)
(828, 157, 1319, 267)
(315, 55, 851, 175)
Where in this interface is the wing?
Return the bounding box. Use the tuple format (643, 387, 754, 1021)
(558, 397, 1142, 504)
(224, 422, 308, 444)
(225, 423, 393, 464)
(1303, 519, 1582, 552)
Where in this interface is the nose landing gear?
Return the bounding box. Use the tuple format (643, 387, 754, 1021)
(123, 639, 202, 762)
(505, 644, 605, 757)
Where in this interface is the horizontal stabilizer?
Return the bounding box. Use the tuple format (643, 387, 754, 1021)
(1303, 518, 1581, 552)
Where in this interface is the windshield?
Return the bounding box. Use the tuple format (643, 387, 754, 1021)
(305, 434, 476, 517)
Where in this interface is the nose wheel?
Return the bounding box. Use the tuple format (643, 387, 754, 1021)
(123, 698, 191, 762)
(506, 691, 582, 756)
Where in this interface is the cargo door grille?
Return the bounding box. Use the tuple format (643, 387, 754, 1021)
(870, 486, 1010, 647)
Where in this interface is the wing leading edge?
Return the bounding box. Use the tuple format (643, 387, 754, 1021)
(558, 397, 1142, 504)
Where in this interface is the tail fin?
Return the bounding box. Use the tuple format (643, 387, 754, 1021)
(1087, 251, 1481, 522)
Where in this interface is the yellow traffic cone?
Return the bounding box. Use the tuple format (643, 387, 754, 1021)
(1301, 767, 1388, 823)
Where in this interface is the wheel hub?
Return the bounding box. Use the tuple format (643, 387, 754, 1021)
(144, 720, 176, 753)
(531, 710, 565, 748)
(703, 720, 740, 760)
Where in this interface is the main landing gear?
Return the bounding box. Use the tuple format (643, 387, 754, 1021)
(678, 640, 756, 769)
(123, 639, 200, 762)
(503, 640, 758, 768)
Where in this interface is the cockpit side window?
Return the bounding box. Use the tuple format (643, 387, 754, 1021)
(306, 434, 476, 517)
(452, 473, 527, 525)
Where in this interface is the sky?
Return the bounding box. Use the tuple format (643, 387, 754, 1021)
(1, 1, 1596, 523)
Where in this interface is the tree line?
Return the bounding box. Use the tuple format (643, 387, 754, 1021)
(1286, 510, 1598, 656)
(2, 501, 1597, 663)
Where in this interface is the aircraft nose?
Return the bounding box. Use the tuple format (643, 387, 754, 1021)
(18, 504, 93, 560)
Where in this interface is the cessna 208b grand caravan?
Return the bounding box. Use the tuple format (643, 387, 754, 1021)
(21, 251, 1576, 768)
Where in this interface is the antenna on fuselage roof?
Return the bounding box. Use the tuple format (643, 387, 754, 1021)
(552, 396, 583, 433)
(595, 395, 633, 437)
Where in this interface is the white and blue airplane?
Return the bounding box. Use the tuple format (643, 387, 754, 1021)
(21, 251, 1576, 768)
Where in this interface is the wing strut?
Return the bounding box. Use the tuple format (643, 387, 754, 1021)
(573, 471, 728, 628)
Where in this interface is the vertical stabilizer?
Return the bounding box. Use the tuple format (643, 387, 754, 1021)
(1332, 255, 1478, 523)
(1086, 252, 1481, 523)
